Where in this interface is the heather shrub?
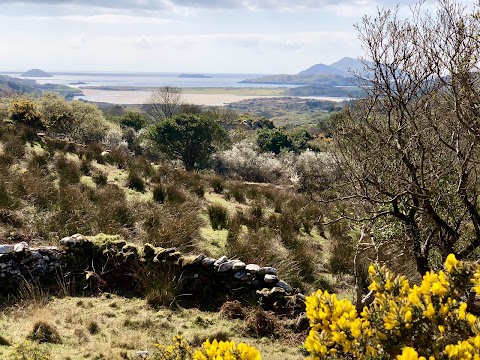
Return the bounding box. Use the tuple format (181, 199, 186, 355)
(166, 185, 186, 204)
(28, 321, 61, 344)
(127, 171, 145, 192)
(94, 184, 133, 233)
(191, 185, 205, 198)
(16, 165, 57, 209)
(245, 308, 279, 338)
(79, 158, 90, 175)
(92, 170, 108, 186)
(0, 180, 17, 210)
(327, 221, 356, 275)
(207, 204, 229, 230)
(227, 184, 246, 204)
(152, 184, 166, 203)
(141, 202, 202, 251)
(103, 148, 129, 168)
(55, 155, 81, 186)
(210, 177, 224, 194)
(51, 185, 93, 236)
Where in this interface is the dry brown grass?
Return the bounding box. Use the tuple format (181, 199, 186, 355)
(0, 295, 305, 359)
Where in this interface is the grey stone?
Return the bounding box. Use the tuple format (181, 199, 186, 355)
(0, 263, 6, 269)
(14, 242, 29, 252)
(0, 245, 14, 254)
(72, 233, 85, 240)
(264, 274, 278, 283)
(218, 261, 234, 272)
(275, 280, 292, 293)
(135, 351, 149, 359)
(214, 255, 228, 267)
(231, 261, 246, 271)
(258, 267, 278, 276)
(245, 264, 260, 273)
(31, 251, 43, 260)
(234, 271, 249, 281)
(202, 257, 216, 266)
(59, 236, 75, 247)
(191, 254, 205, 266)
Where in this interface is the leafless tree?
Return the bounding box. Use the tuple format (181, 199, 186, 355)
(332, 0, 480, 274)
(145, 86, 183, 120)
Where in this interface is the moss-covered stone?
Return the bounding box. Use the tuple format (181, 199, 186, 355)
(142, 243, 156, 259)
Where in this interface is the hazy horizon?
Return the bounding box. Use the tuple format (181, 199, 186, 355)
(0, 0, 474, 74)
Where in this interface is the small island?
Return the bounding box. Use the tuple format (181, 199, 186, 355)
(179, 73, 212, 78)
(21, 68, 53, 77)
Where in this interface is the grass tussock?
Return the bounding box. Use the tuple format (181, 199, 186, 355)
(28, 321, 62, 344)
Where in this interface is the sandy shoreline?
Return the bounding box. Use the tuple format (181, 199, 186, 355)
(78, 88, 348, 105)
(79, 89, 270, 106)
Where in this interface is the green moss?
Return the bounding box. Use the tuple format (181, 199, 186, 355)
(87, 233, 126, 250)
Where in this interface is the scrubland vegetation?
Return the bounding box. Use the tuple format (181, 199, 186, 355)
(3, 0, 480, 358)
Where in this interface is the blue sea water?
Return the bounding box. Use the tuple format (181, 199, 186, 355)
(0, 71, 288, 89)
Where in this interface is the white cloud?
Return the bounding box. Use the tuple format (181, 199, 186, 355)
(33, 14, 173, 24)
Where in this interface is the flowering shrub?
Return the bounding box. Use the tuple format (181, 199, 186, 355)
(149, 336, 261, 360)
(150, 335, 194, 359)
(304, 254, 480, 359)
(10, 340, 51, 360)
(193, 339, 261, 360)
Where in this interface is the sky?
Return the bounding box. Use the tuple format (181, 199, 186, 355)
(0, 0, 473, 74)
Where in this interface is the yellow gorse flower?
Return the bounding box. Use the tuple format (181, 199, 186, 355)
(193, 339, 261, 360)
(304, 254, 480, 360)
(397, 347, 426, 360)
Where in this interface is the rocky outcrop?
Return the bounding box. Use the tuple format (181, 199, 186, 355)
(0, 234, 305, 315)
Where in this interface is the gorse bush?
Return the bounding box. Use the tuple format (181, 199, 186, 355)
(194, 339, 261, 360)
(10, 340, 51, 360)
(149, 336, 261, 360)
(9, 98, 43, 129)
(304, 254, 480, 359)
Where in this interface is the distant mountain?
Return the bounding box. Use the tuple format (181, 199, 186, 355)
(21, 69, 53, 77)
(330, 57, 374, 75)
(239, 74, 353, 86)
(298, 63, 350, 77)
(0, 75, 82, 98)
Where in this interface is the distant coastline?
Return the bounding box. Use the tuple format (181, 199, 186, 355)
(77, 88, 350, 106)
(179, 73, 212, 78)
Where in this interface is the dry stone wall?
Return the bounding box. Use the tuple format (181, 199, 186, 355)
(0, 234, 305, 315)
